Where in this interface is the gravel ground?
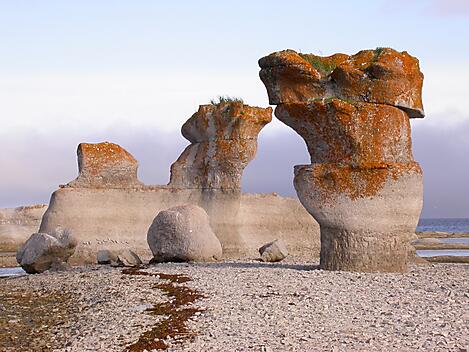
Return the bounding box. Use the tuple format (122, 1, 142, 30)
(1, 260, 468, 352)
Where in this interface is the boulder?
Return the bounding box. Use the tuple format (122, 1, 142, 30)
(259, 47, 425, 272)
(259, 239, 288, 262)
(147, 204, 222, 262)
(16, 227, 77, 274)
(97, 249, 118, 264)
(67, 142, 142, 188)
(113, 249, 142, 267)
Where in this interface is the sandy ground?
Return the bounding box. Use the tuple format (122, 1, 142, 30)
(0, 259, 468, 352)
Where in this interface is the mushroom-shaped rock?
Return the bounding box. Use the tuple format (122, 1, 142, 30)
(147, 204, 222, 262)
(259, 47, 424, 273)
(16, 227, 77, 274)
(67, 142, 142, 188)
(169, 102, 272, 190)
(259, 239, 289, 262)
(259, 48, 424, 118)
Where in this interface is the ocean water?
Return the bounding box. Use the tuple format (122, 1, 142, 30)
(417, 218, 469, 233)
(417, 249, 469, 257)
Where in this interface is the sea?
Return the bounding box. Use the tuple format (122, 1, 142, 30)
(1, 218, 468, 277)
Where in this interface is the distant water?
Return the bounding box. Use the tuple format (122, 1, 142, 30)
(0, 267, 25, 277)
(417, 218, 469, 233)
(417, 249, 469, 257)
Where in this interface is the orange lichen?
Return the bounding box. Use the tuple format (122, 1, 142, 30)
(277, 99, 412, 165)
(297, 162, 422, 202)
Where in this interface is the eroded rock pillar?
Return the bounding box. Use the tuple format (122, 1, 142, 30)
(259, 48, 424, 272)
(169, 102, 272, 254)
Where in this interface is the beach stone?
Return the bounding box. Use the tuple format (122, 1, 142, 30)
(112, 249, 142, 267)
(169, 102, 272, 191)
(16, 227, 77, 274)
(147, 204, 222, 262)
(97, 249, 118, 265)
(259, 47, 425, 272)
(259, 48, 424, 118)
(259, 239, 289, 262)
(67, 142, 142, 188)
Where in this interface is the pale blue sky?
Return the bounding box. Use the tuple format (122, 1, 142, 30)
(0, 0, 468, 217)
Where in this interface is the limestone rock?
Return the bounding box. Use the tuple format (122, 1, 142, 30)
(169, 102, 272, 190)
(259, 47, 425, 273)
(259, 48, 424, 118)
(97, 249, 118, 264)
(147, 204, 222, 262)
(259, 239, 289, 262)
(16, 227, 77, 274)
(112, 249, 142, 267)
(67, 142, 142, 188)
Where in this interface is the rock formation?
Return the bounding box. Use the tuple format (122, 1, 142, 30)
(147, 204, 223, 262)
(169, 102, 272, 191)
(67, 142, 142, 188)
(259, 239, 289, 262)
(16, 227, 77, 273)
(259, 48, 424, 272)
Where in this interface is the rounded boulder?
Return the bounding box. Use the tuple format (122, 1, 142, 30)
(147, 204, 222, 262)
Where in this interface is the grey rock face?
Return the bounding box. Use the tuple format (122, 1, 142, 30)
(147, 204, 223, 262)
(112, 249, 142, 267)
(259, 239, 289, 262)
(97, 249, 118, 264)
(16, 227, 77, 274)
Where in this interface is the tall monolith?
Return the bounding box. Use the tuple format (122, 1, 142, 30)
(259, 48, 424, 272)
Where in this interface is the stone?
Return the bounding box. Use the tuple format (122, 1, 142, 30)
(97, 249, 118, 264)
(147, 204, 223, 262)
(16, 227, 77, 274)
(259, 48, 424, 118)
(169, 102, 272, 190)
(67, 142, 142, 188)
(112, 249, 142, 267)
(259, 47, 425, 272)
(259, 239, 289, 262)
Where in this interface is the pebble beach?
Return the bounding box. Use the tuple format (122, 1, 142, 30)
(1, 259, 468, 352)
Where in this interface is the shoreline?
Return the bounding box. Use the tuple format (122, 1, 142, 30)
(1, 259, 468, 351)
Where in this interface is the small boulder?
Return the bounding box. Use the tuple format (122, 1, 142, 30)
(259, 239, 288, 262)
(16, 227, 77, 274)
(97, 249, 118, 264)
(111, 249, 142, 267)
(147, 204, 223, 262)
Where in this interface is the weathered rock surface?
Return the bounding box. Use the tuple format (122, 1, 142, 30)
(67, 142, 142, 188)
(169, 102, 272, 190)
(113, 249, 142, 267)
(16, 227, 77, 273)
(97, 249, 118, 264)
(147, 204, 223, 262)
(259, 47, 425, 272)
(259, 48, 424, 118)
(0, 205, 47, 254)
(39, 188, 320, 265)
(259, 239, 289, 262)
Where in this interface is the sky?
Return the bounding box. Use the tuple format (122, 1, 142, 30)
(0, 0, 468, 218)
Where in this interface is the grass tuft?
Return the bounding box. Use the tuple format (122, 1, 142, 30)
(210, 95, 244, 105)
(299, 54, 336, 76)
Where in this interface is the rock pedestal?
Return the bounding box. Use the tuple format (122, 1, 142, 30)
(169, 102, 272, 254)
(259, 48, 424, 272)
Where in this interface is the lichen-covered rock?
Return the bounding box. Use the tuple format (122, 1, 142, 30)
(259, 47, 425, 273)
(67, 142, 142, 188)
(259, 48, 424, 118)
(147, 204, 222, 262)
(259, 239, 289, 262)
(169, 102, 272, 190)
(275, 100, 413, 165)
(16, 227, 77, 274)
